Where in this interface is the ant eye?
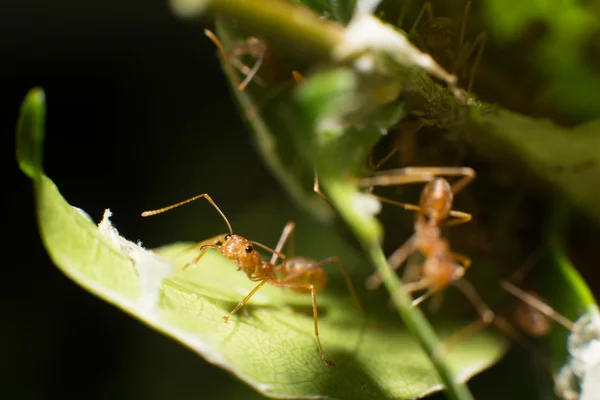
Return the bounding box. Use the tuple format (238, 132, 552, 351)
(245, 245, 253, 253)
(224, 234, 231, 240)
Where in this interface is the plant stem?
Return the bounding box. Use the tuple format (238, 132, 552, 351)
(325, 178, 474, 400)
(367, 242, 475, 400)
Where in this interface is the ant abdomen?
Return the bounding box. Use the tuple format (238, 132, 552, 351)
(284, 257, 327, 293)
(513, 291, 552, 338)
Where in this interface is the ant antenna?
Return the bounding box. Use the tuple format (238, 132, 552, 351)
(501, 280, 573, 331)
(141, 193, 234, 236)
(204, 29, 242, 88)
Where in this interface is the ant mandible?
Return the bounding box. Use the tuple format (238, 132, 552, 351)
(142, 194, 362, 366)
(354, 165, 494, 324)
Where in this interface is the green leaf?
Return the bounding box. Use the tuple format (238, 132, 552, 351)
(482, 0, 600, 119)
(538, 199, 598, 372)
(16, 88, 45, 179)
(461, 108, 600, 225)
(17, 88, 507, 399)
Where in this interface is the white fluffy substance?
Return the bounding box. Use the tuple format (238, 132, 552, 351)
(555, 309, 600, 400)
(98, 209, 174, 314)
(352, 192, 382, 218)
(332, 14, 458, 89)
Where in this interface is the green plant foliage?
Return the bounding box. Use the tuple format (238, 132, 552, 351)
(482, 0, 600, 119)
(197, 2, 600, 398)
(462, 108, 600, 225)
(17, 88, 508, 399)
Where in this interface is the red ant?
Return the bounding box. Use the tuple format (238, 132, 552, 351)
(353, 166, 495, 324)
(205, 29, 305, 120)
(142, 193, 362, 366)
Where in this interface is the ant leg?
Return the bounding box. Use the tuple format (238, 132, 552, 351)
(313, 168, 334, 207)
(355, 167, 434, 188)
(141, 193, 234, 237)
(243, 78, 296, 121)
(462, 32, 488, 93)
(355, 166, 475, 195)
(280, 257, 362, 313)
(230, 57, 267, 88)
(269, 221, 296, 266)
(308, 284, 334, 366)
(371, 194, 422, 212)
(237, 51, 265, 91)
(370, 148, 400, 172)
(249, 241, 287, 265)
(451, 251, 472, 271)
(183, 244, 219, 271)
(387, 279, 433, 308)
(182, 234, 227, 254)
(366, 234, 418, 290)
(223, 279, 269, 322)
(320, 257, 362, 312)
(500, 280, 573, 330)
(411, 289, 437, 307)
(393, 121, 423, 167)
(204, 29, 242, 88)
(452, 279, 495, 324)
(439, 210, 472, 228)
(396, 0, 413, 28)
(275, 280, 334, 366)
(454, 0, 472, 74)
(428, 291, 445, 313)
(508, 246, 544, 283)
(408, 2, 434, 50)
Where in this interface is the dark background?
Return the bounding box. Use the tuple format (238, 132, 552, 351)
(1, 1, 590, 399)
(3, 0, 278, 398)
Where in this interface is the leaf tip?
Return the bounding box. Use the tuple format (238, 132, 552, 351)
(16, 87, 46, 179)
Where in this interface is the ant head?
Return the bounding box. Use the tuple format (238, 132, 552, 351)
(423, 17, 458, 51)
(246, 37, 268, 55)
(220, 234, 261, 272)
(420, 178, 453, 223)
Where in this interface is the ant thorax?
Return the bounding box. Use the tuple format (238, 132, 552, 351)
(420, 178, 453, 221)
(555, 309, 600, 400)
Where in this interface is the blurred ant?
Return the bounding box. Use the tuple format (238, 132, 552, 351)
(354, 165, 495, 325)
(142, 193, 362, 366)
(405, 0, 487, 94)
(498, 280, 597, 400)
(205, 29, 305, 120)
(205, 29, 269, 91)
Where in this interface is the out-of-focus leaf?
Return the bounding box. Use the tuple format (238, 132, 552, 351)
(462, 108, 600, 225)
(483, 0, 600, 119)
(17, 88, 507, 399)
(291, 0, 357, 24)
(169, 0, 213, 18)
